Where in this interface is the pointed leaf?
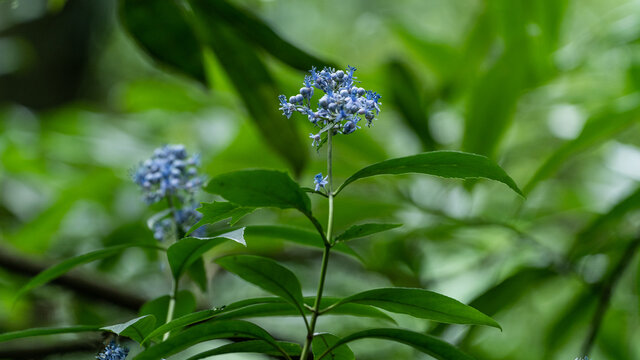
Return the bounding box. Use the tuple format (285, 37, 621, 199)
(194, 0, 332, 71)
(206, 170, 311, 215)
(0, 326, 101, 343)
(120, 0, 206, 83)
(335, 151, 523, 196)
(332, 288, 500, 329)
(215, 255, 304, 312)
(188, 0, 308, 173)
(244, 225, 360, 259)
(102, 315, 156, 343)
(317, 328, 475, 360)
(132, 320, 282, 360)
(16, 243, 163, 300)
(187, 257, 208, 291)
(336, 223, 402, 242)
(186, 340, 301, 360)
(167, 228, 245, 280)
(312, 333, 355, 360)
(187, 201, 255, 235)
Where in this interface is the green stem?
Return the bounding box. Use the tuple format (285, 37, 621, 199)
(300, 130, 335, 359)
(163, 195, 182, 341)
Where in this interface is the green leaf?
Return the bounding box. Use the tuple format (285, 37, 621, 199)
(331, 288, 500, 329)
(0, 325, 100, 343)
(215, 255, 304, 313)
(188, 0, 308, 174)
(243, 225, 360, 259)
(139, 291, 196, 329)
(186, 201, 255, 236)
(205, 170, 311, 215)
(523, 105, 640, 194)
(16, 243, 163, 300)
(119, 0, 206, 83)
(185, 340, 301, 360)
(335, 223, 402, 242)
(101, 315, 156, 343)
(192, 0, 332, 71)
(312, 333, 355, 360)
(316, 328, 475, 360)
(142, 296, 394, 345)
(167, 228, 245, 280)
(335, 151, 523, 196)
(132, 320, 283, 360)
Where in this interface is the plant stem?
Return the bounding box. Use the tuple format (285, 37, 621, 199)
(163, 195, 183, 341)
(299, 130, 335, 359)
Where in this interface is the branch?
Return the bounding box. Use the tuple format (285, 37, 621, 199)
(0, 245, 148, 311)
(0, 338, 103, 359)
(580, 235, 640, 356)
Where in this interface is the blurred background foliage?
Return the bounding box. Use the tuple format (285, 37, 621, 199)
(0, 0, 639, 359)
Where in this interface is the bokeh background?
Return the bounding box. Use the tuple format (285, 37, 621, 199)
(1, 0, 639, 359)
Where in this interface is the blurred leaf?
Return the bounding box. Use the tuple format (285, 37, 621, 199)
(335, 223, 402, 242)
(101, 315, 156, 343)
(16, 243, 163, 300)
(244, 225, 360, 259)
(188, 0, 308, 174)
(462, 51, 526, 159)
(196, 0, 333, 71)
(133, 320, 281, 360)
(0, 325, 100, 342)
(215, 255, 305, 312)
(167, 229, 246, 280)
(331, 288, 500, 329)
(206, 170, 311, 215)
(543, 290, 595, 356)
(316, 328, 475, 360)
(335, 151, 523, 196)
(186, 340, 302, 360)
(119, 0, 205, 83)
(187, 202, 255, 235)
(312, 333, 355, 360)
(569, 186, 640, 259)
(386, 60, 437, 150)
(524, 105, 640, 194)
(187, 257, 208, 292)
(139, 290, 196, 331)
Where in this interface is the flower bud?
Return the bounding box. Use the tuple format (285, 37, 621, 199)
(340, 89, 349, 97)
(357, 87, 365, 96)
(336, 70, 345, 78)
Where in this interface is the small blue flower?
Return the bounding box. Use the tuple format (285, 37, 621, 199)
(96, 341, 129, 360)
(309, 133, 321, 147)
(314, 173, 328, 191)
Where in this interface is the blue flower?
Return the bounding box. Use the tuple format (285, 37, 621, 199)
(133, 145, 203, 204)
(309, 133, 321, 147)
(96, 341, 129, 360)
(314, 173, 328, 191)
(278, 66, 382, 148)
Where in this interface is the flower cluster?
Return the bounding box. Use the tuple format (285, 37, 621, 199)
(132, 145, 202, 204)
(96, 341, 129, 360)
(151, 206, 203, 241)
(278, 66, 381, 148)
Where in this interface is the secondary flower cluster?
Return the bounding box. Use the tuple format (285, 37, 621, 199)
(134, 145, 206, 241)
(132, 144, 202, 204)
(96, 341, 129, 360)
(152, 206, 203, 241)
(278, 66, 381, 148)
